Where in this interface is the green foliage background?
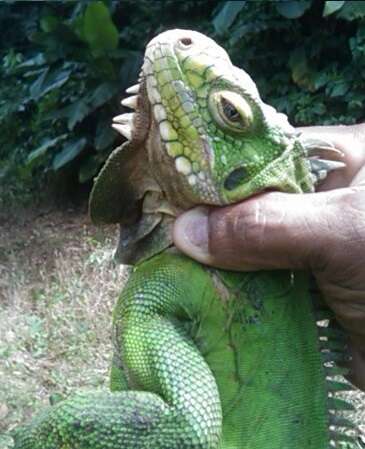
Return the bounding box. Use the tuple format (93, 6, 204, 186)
(1, 0, 365, 201)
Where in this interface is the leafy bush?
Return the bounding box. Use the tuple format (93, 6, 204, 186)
(0, 1, 128, 197)
(215, 1, 365, 126)
(0, 1, 216, 200)
(1, 0, 365, 199)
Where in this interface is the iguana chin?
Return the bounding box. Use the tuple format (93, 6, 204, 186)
(13, 29, 359, 449)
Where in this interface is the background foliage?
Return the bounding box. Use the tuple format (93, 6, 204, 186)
(1, 0, 365, 202)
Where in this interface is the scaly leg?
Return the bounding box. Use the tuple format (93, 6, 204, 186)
(13, 254, 222, 449)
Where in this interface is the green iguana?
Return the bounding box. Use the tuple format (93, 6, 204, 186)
(13, 29, 360, 449)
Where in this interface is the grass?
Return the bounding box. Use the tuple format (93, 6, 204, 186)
(0, 204, 363, 448)
(0, 205, 129, 447)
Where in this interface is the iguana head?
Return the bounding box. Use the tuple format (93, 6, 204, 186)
(90, 29, 344, 264)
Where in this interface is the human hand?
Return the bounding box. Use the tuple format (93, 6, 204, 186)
(173, 124, 365, 390)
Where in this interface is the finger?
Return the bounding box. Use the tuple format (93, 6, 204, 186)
(298, 125, 365, 190)
(351, 164, 365, 186)
(173, 189, 356, 271)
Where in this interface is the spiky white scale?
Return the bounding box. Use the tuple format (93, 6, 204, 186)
(153, 104, 167, 121)
(166, 141, 183, 157)
(182, 101, 194, 113)
(149, 86, 161, 104)
(125, 84, 139, 94)
(121, 96, 138, 109)
(113, 113, 134, 125)
(188, 174, 197, 186)
(175, 156, 192, 175)
(112, 124, 132, 140)
(159, 121, 177, 141)
(193, 117, 203, 128)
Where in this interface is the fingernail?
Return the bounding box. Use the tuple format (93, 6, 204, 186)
(174, 207, 209, 256)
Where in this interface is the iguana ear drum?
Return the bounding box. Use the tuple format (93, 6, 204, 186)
(224, 167, 247, 191)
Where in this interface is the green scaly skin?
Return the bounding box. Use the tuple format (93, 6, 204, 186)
(13, 30, 358, 449)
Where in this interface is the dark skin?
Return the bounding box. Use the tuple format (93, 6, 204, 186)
(173, 124, 365, 391)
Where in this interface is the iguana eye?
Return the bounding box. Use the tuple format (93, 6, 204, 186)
(209, 90, 253, 133)
(221, 98, 240, 122)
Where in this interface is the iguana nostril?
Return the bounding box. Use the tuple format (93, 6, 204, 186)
(224, 167, 247, 191)
(179, 37, 193, 47)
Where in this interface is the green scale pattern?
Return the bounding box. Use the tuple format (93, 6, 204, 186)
(13, 252, 332, 449)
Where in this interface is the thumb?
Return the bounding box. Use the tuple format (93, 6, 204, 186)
(173, 189, 355, 271)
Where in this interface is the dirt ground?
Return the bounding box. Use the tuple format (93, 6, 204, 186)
(0, 204, 363, 447)
(0, 204, 130, 447)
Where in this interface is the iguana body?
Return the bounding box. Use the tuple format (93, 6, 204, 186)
(13, 29, 358, 449)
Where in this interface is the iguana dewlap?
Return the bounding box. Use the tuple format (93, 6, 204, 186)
(12, 29, 359, 449)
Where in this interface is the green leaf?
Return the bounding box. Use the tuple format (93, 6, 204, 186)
(40, 15, 59, 33)
(27, 135, 67, 166)
(88, 82, 119, 109)
(78, 155, 101, 183)
(323, 1, 345, 17)
(83, 1, 119, 52)
(16, 53, 45, 70)
(65, 83, 118, 130)
(29, 69, 48, 100)
(67, 99, 91, 131)
(118, 53, 144, 86)
(94, 120, 115, 151)
(52, 138, 87, 170)
(276, 1, 311, 19)
(329, 81, 349, 97)
(289, 48, 315, 90)
(30, 68, 72, 100)
(337, 0, 365, 20)
(42, 69, 72, 96)
(313, 71, 329, 90)
(213, 1, 246, 34)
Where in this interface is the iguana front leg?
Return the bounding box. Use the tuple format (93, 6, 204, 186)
(13, 256, 221, 449)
